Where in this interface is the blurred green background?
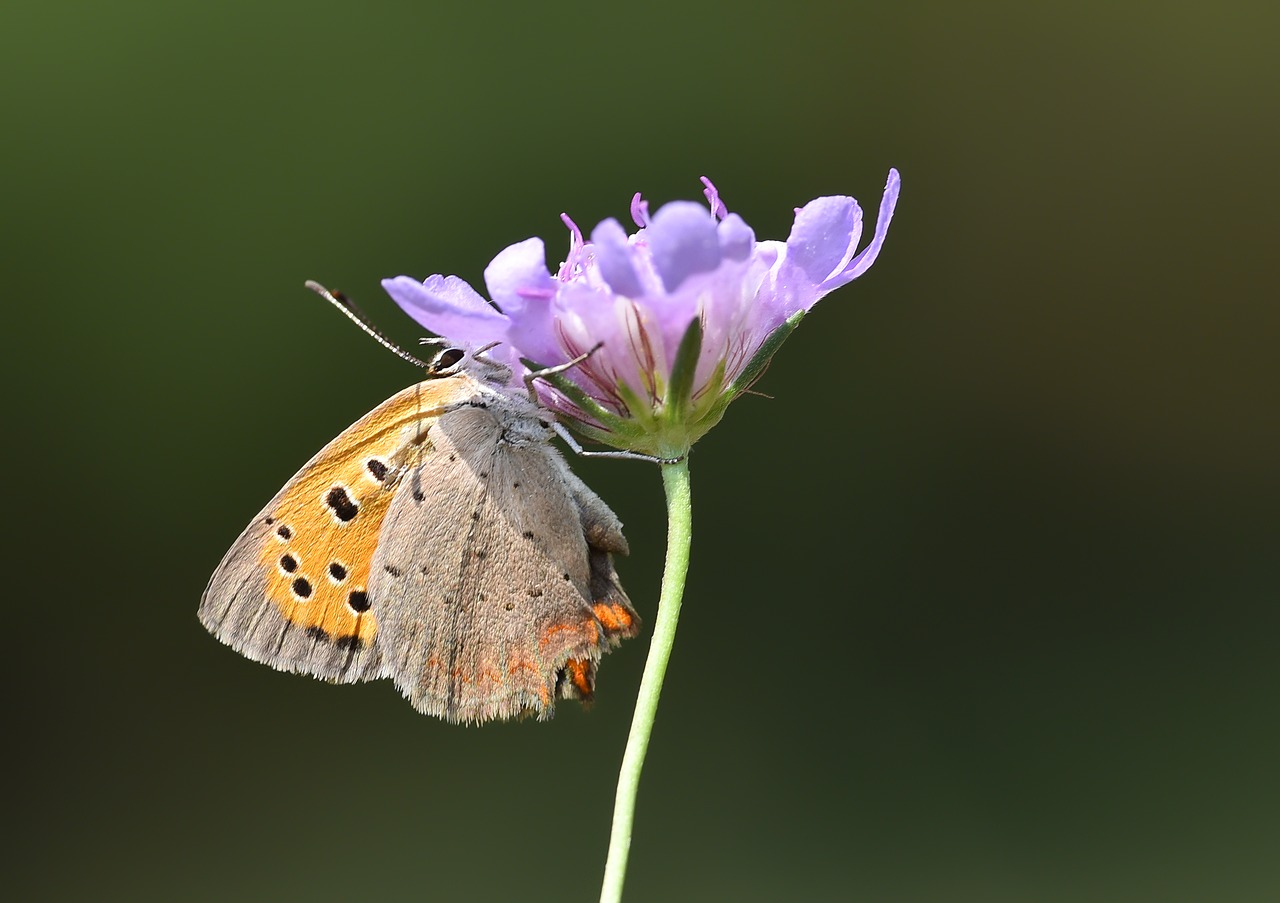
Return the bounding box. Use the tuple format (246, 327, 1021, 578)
(4, 1, 1277, 900)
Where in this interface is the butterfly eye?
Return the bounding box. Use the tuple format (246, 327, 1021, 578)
(434, 348, 466, 371)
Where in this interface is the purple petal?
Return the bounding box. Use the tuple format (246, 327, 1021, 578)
(740, 240, 818, 337)
(591, 218, 645, 298)
(382, 274, 508, 346)
(483, 238, 555, 315)
(785, 196, 863, 287)
(684, 254, 761, 389)
(647, 201, 721, 293)
(552, 284, 656, 403)
(717, 213, 754, 261)
(825, 168, 901, 288)
(504, 305, 564, 370)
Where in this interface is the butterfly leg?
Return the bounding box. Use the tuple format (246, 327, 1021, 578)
(551, 421, 682, 464)
(522, 344, 605, 403)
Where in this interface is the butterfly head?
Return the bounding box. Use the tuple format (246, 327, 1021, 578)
(423, 341, 513, 388)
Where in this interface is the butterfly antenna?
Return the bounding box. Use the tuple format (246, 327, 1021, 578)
(304, 280, 432, 370)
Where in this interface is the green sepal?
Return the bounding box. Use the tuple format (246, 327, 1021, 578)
(699, 310, 804, 428)
(663, 317, 703, 425)
(689, 356, 726, 422)
(613, 380, 658, 432)
(520, 357, 635, 434)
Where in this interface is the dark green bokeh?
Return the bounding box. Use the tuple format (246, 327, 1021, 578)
(5, 2, 1277, 900)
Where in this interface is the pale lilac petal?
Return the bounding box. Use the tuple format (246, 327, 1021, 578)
(785, 196, 863, 288)
(647, 266, 711, 357)
(382, 274, 507, 347)
(646, 201, 721, 293)
(551, 284, 658, 406)
(825, 168, 901, 288)
(591, 218, 644, 298)
(737, 241, 807, 342)
(476, 239, 563, 364)
(383, 274, 496, 319)
(717, 213, 754, 261)
(502, 295, 564, 370)
(483, 238, 555, 315)
(687, 255, 759, 388)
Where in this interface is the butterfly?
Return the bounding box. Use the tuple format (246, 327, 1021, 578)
(199, 283, 641, 724)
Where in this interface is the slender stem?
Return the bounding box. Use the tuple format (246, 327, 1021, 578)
(599, 458, 693, 903)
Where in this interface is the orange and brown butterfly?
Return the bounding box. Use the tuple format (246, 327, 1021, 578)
(199, 283, 640, 724)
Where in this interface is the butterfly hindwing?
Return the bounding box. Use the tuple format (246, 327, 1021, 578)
(554, 457, 640, 646)
(369, 405, 638, 723)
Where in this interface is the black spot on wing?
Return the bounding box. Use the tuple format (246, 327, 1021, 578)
(326, 486, 359, 522)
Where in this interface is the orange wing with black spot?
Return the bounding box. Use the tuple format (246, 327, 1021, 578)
(199, 375, 482, 683)
(201, 372, 640, 720)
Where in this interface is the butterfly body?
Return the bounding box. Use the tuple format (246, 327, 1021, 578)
(200, 370, 639, 723)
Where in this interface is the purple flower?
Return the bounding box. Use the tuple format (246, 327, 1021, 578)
(383, 170, 901, 458)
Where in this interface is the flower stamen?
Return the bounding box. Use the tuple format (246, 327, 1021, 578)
(630, 193, 650, 228)
(558, 212, 586, 281)
(700, 176, 727, 221)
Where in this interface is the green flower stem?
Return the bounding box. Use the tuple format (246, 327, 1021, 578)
(599, 458, 693, 903)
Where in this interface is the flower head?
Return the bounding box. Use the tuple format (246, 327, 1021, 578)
(383, 170, 900, 458)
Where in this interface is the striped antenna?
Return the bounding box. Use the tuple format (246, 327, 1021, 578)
(304, 280, 434, 370)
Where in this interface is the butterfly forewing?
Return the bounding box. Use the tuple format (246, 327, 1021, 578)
(201, 370, 640, 720)
(199, 377, 481, 682)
